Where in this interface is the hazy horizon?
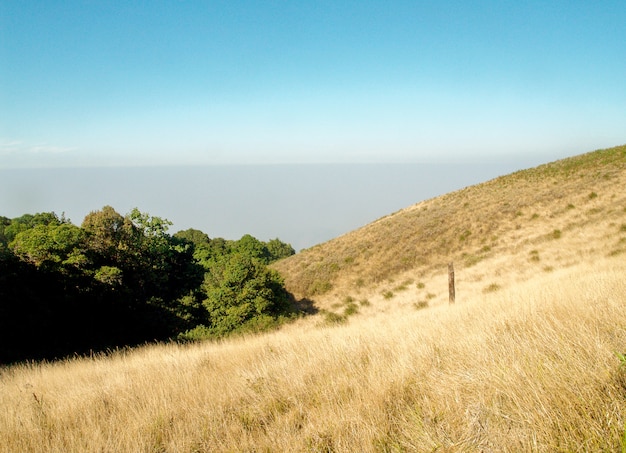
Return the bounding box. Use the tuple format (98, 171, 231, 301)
(1, 156, 561, 250)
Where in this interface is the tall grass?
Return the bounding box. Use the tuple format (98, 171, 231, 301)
(2, 257, 625, 452)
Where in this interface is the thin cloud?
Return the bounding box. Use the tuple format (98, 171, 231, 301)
(0, 140, 24, 154)
(30, 143, 77, 154)
(0, 139, 76, 155)
(0, 139, 81, 168)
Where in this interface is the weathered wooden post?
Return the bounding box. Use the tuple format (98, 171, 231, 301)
(448, 262, 455, 304)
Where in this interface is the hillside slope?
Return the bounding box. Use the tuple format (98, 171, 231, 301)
(3, 144, 626, 452)
(273, 144, 626, 312)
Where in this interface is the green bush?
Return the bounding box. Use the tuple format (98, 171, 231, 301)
(308, 279, 333, 295)
(202, 254, 291, 337)
(323, 311, 347, 325)
(343, 303, 359, 316)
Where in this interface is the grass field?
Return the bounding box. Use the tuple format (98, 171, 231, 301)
(2, 257, 625, 452)
(2, 144, 626, 452)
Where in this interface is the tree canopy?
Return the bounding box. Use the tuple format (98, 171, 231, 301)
(0, 207, 296, 363)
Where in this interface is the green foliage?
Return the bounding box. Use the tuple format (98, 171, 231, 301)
(308, 279, 333, 295)
(322, 310, 347, 325)
(10, 223, 85, 270)
(343, 302, 359, 316)
(1, 206, 295, 362)
(201, 253, 291, 337)
(177, 324, 214, 342)
(174, 228, 210, 246)
(232, 234, 295, 264)
(0, 216, 10, 245)
(266, 238, 296, 261)
(94, 265, 123, 286)
(393, 279, 413, 292)
(81, 206, 139, 263)
(1, 212, 65, 245)
(129, 207, 173, 237)
(233, 234, 271, 263)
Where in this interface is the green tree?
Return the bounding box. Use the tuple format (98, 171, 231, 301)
(81, 206, 139, 266)
(266, 238, 295, 262)
(0, 216, 10, 245)
(201, 253, 290, 336)
(174, 228, 210, 246)
(233, 234, 271, 263)
(10, 222, 86, 272)
(2, 212, 65, 244)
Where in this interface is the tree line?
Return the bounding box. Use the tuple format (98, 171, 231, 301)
(0, 206, 296, 363)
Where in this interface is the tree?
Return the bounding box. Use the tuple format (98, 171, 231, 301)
(81, 206, 139, 266)
(266, 238, 295, 262)
(174, 228, 210, 246)
(10, 222, 86, 271)
(1, 205, 296, 361)
(233, 234, 271, 263)
(0, 216, 11, 245)
(2, 211, 65, 245)
(201, 253, 290, 336)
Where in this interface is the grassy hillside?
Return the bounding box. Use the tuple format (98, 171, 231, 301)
(273, 144, 626, 312)
(2, 144, 626, 452)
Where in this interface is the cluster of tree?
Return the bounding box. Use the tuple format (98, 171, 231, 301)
(0, 207, 295, 363)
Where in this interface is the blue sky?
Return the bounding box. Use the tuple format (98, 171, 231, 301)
(1, 0, 625, 168)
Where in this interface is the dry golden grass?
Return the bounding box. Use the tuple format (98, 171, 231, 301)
(273, 144, 626, 307)
(2, 257, 626, 452)
(2, 144, 626, 452)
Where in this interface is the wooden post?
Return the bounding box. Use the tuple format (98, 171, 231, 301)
(448, 262, 455, 304)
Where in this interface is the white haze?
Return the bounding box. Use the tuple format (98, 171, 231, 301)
(1, 159, 551, 250)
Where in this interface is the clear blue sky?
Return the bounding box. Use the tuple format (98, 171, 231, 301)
(1, 0, 625, 168)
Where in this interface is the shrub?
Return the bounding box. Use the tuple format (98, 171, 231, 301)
(529, 250, 540, 262)
(459, 230, 472, 242)
(343, 303, 359, 316)
(308, 280, 333, 296)
(323, 311, 346, 325)
(483, 283, 501, 293)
